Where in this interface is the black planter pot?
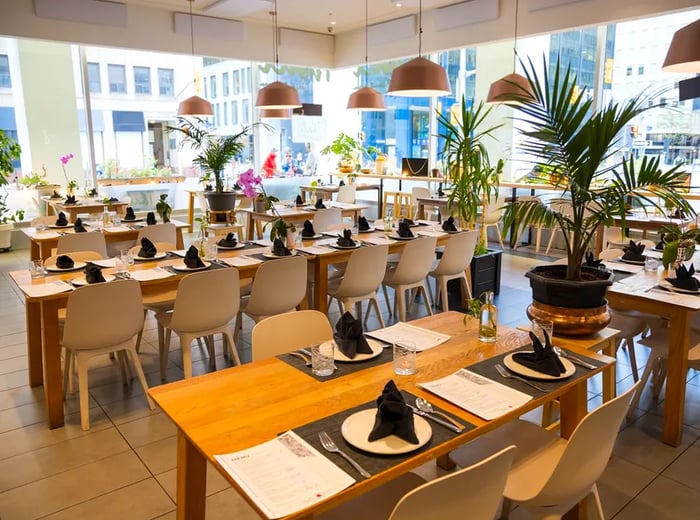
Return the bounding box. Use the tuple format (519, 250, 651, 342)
(204, 191, 237, 212)
(525, 265, 614, 308)
(447, 249, 502, 309)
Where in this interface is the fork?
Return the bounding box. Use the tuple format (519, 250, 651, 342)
(495, 364, 547, 392)
(318, 431, 371, 478)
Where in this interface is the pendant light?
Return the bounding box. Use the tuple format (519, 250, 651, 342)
(178, 0, 213, 116)
(260, 108, 291, 119)
(387, 0, 450, 97)
(347, 0, 386, 110)
(662, 18, 700, 72)
(486, 0, 534, 103)
(255, 1, 301, 110)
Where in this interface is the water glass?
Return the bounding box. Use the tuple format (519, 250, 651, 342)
(532, 319, 554, 344)
(393, 341, 417, 376)
(120, 249, 134, 267)
(311, 342, 335, 377)
(29, 259, 45, 279)
(114, 256, 128, 275)
(383, 211, 393, 233)
(644, 256, 660, 272)
(204, 238, 218, 261)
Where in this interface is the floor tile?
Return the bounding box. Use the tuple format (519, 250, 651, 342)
(134, 435, 177, 475)
(155, 461, 231, 501)
(613, 475, 700, 519)
(596, 455, 656, 518)
(661, 439, 700, 491)
(117, 411, 177, 449)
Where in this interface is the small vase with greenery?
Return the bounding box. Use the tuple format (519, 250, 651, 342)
(321, 132, 377, 173)
(156, 194, 172, 223)
(658, 223, 700, 268)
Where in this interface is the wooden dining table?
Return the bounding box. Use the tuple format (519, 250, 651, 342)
(149, 311, 614, 520)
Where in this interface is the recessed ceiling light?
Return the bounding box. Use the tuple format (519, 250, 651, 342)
(330, 21, 336, 25)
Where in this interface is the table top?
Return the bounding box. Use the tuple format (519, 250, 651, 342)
(608, 269, 700, 312)
(300, 184, 379, 192)
(21, 219, 189, 242)
(239, 201, 368, 217)
(43, 197, 129, 209)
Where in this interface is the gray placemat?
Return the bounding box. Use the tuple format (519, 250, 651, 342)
(278, 343, 393, 382)
(293, 391, 475, 478)
(466, 346, 606, 396)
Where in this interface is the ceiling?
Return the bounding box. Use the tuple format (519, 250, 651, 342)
(123, 0, 463, 35)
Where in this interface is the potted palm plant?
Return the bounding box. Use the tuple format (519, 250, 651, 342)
(0, 130, 22, 250)
(502, 57, 693, 335)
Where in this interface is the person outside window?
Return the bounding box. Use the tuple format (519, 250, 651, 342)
(262, 148, 278, 178)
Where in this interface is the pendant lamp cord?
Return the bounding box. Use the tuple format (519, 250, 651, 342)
(418, 0, 423, 57)
(513, 0, 519, 70)
(188, 0, 196, 86)
(363, 0, 369, 86)
(273, 0, 279, 82)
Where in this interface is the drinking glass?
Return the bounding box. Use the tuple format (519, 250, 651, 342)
(311, 342, 335, 377)
(644, 256, 660, 272)
(383, 210, 393, 234)
(393, 341, 417, 375)
(120, 249, 134, 267)
(114, 256, 128, 275)
(29, 259, 45, 279)
(532, 319, 554, 344)
(204, 238, 218, 261)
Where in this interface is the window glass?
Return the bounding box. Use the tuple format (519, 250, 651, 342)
(232, 100, 238, 125)
(233, 69, 240, 95)
(107, 64, 126, 93)
(210, 75, 217, 98)
(87, 62, 100, 93)
(242, 99, 249, 124)
(223, 101, 228, 126)
(222, 72, 229, 96)
(133, 66, 151, 95)
(158, 68, 174, 96)
(0, 54, 10, 88)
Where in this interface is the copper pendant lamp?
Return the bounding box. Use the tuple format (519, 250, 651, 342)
(255, 1, 301, 110)
(662, 18, 700, 73)
(486, 0, 534, 103)
(178, 0, 213, 116)
(387, 0, 450, 97)
(347, 0, 386, 110)
(260, 108, 292, 119)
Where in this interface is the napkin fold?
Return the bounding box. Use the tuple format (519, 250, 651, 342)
(397, 221, 414, 238)
(146, 212, 157, 225)
(123, 207, 136, 221)
(336, 229, 356, 247)
(622, 240, 646, 262)
(333, 311, 373, 359)
(55, 212, 68, 227)
(138, 237, 157, 258)
(64, 194, 77, 204)
(666, 264, 700, 291)
(84, 265, 106, 284)
(585, 252, 605, 269)
(358, 216, 370, 232)
(107, 197, 119, 203)
(295, 195, 304, 206)
(400, 218, 415, 226)
(217, 232, 238, 247)
(315, 198, 326, 209)
(73, 218, 87, 233)
(184, 245, 205, 268)
(512, 331, 566, 377)
(670, 208, 686, 219)
(441, 216, 458, 232)
(272, 237, 292, 256)
(368, 380, 420, 444)
(56, 255, 74, 269)
(301, 220, 316, 238)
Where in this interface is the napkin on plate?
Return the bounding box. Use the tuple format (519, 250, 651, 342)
(184, 245, 205, 268)
(56, 255, 74, 269)
(622, 240, 646, 262)
(73, 218, 87, 233)
(585, 251, 605, 269)
(333, 311, 373, 359)
(512, 331, 566, 377)
(84, 265, 106, 284)
(400, 217, 415, 226)
(107, 197, 119, 203)
(301, 220, 316, 238)
(315, 198, 326, 210)
(441, 216, 458, 232)
(336, 229, 356, 247)
(295, 195, 304, 206)
(397, 221, 414, 238)
(358, 216, 371, 232)
(123, 207, 136, 221)
(272, 237, 292, 257)
(146, 212, 157, 226)
(666, 264, 700, 291)
(368, 380, 420, 444)
(670, 208, 686, 219)
(217, 232, 238, 247)
(64, 194, 77, 204)
(138, 237, 157, 258)
(55, 212, 68, 226)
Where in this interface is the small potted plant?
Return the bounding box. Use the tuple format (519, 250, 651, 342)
(0, 130, 22, 250)
(156, 193, 172, 223)
(658, 224, 700, 268)
(266, 218, 296, 249)
(321, 133, 377, 173)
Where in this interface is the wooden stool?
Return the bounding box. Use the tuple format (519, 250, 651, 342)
(382, 191, 413, 219)
(208, 210, 235, 224)
(207, 223, 245, 242)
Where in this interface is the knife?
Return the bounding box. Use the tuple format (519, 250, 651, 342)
(408, 404, 464, 433)
(565, 355, 597, 370)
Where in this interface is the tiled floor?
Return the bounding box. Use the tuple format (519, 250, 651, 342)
(0, 242, 699, 519)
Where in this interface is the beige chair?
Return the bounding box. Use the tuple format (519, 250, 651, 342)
(327, 244, 389, 329)
(544, 198, 573, 255)
(313, 208, 343, 233)
(156, 269, 241, 379)
(319, 446, 516, 520)
(480, 195, 505, 250)
(44, 250, 102, 267)
(336, 184, 356, 204)
(137, 222, 177, 245)
(61, 279, 155, 430)
(251, 310, 333, 361)
(382, 236, 437, 322)
(411, 186, 439, 221)
(428, 230, 478, 310)
(56, 232, 108, 258)
(450, 381, 641, 520)
(512, 196, 545, 253)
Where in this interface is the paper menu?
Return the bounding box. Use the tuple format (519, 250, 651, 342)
(20, 280, 74, 298)
(222, 256, 264, 267)
(419, 369, 532, 421)
(215, 431, 355, 519)
(366, 322, 451, 351)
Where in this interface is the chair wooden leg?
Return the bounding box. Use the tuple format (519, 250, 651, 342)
(126, 347, 156, 410)
(224, 331, 240, 366)
(181, 335, 193, 379)
(460, 275, 472, 301)
(63, 349, 72, 396)
(396, 288, 406, 322)
(77, 353, 90, 431)
(160, 327, 171, 381)
(545, 229, 558, 255)
(587, 485, 605, 520)
(625, 337, 640, 382)
(382, 285, 393, 318)
(116, 350, 131, 384)
(425, 277, 434, 308)
(135, 309, 147, 353)
(419, 284, 433, 316)
(369, 296, 385, 329)
(627, 353, 657, 418)
(500, 498, 513, 520)
(495, 224, 505, 250)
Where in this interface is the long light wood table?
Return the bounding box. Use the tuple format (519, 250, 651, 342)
(150, 311, 613, 520)
(43, 198, 129, 220)
(299, 183, 380, 207)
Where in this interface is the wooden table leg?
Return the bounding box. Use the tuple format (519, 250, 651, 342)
(246, 213, 254, 241)
(602, 338, 616, 403)
(175, 229, 184, 250)
(436, 453, 456, 470)
(187, 192, 195, 233)
(30, 240, 41, 261)
(26, 301, 43, 387)
(662, 310, 689, 447)
(559, 381, 588, 519)
(417, 202, 425, 220)
(41, 299, 65, 428)
(176, 429, 207, 520)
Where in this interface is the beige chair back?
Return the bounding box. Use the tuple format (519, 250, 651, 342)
(313, 208, 343, 232)
(483, 195, 505, 225)
(251, 310, 333, 361)
(432, 230, 478, 276)
(334, 245, 389, 298)
(390, 236, 438, 285)
(598, 248, 624, 261)
(137, 223, 177, 245)
(244, 255, 307, 317)
(170, 269, 240, 333)
(57, 232, 108, 258)
(44, 250, 103, 267)
(336, 185, 356, 204)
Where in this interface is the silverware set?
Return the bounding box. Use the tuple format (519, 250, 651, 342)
(318, 431, 371, 478)
(495, 364, 547, 392)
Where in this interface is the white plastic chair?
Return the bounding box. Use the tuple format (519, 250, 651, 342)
(155, 269, 241, 379)
(327, 244, 389, 329)
(61, 279, 155, 430)
(137, 223, 177, 245)
(336, 184, 356, 204)
(481, 195, 505, 250)
(411, 186, 439, 221)
(251, 310, 333, 361)
(318, 446, 516, 520)
(313, 208, 343, 233)
(382, 236, 437, 322)
(428, 230, 478, 310)
(56, 232, 108, 258)
(449, 381, 641, 520)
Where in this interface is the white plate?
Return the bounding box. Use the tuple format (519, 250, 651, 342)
(45, 261, 87, 272)
(71, 274, 116, 286)
(216, 242, 246, 250)
(48, 224, 72, 229)
(503, 352, 576, 380)
(358, 228, 374, 234)
(333, 339, 384, 362)
(171, 261, 211, 271)
(618, 256, 646, 265)
(262, 249, 298, 259)
(134, 252, 167, 261)
(122, 217, 144, 223)
(329, 242, 361, 250)
(389, 234, 416, 241)
(341, 408, 432, 455)
(300, 233, 323, 239)
(659, 279, 700, 294)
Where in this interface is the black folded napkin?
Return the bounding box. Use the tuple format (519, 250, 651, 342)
(295, 195, 304, 206)
(368, 380, 420, 444)
(441, 216, 458, 232)
(585, 252, 605, 269)
(622, 240, 646, 262)
(315, 197, 326, 209)
(84, 265, 106, 284)
(333, 311, 373, 359)
(301, 220, 316, 238)
(123, 207, 136, 221)
(655, 238, 666, 251)
(671, 208, 686, 219)
(55, 212, 68, 226)
(108, 197, 119, 203)
(56, 255, 74, 269)
(512, 331, 566, 377)
(50, 190, 62, 199)
(184, 245, 205, 268)
(217, 232, 238, 247)
(64, 194, 77, 204)
(73, 218, 87, 233)
(437, 188, 445, 197)
(338, 180, 345, 186)
(272, 237, 292, 257)
(666, 264, 700, 291)
(336, 229, 356, 247)
(358, 216, 370, 232)
(146, 212, 157, 226)
(397, 221, 414, 238)
(400, 218, 415, 226)
(138, 237, 157, 258)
